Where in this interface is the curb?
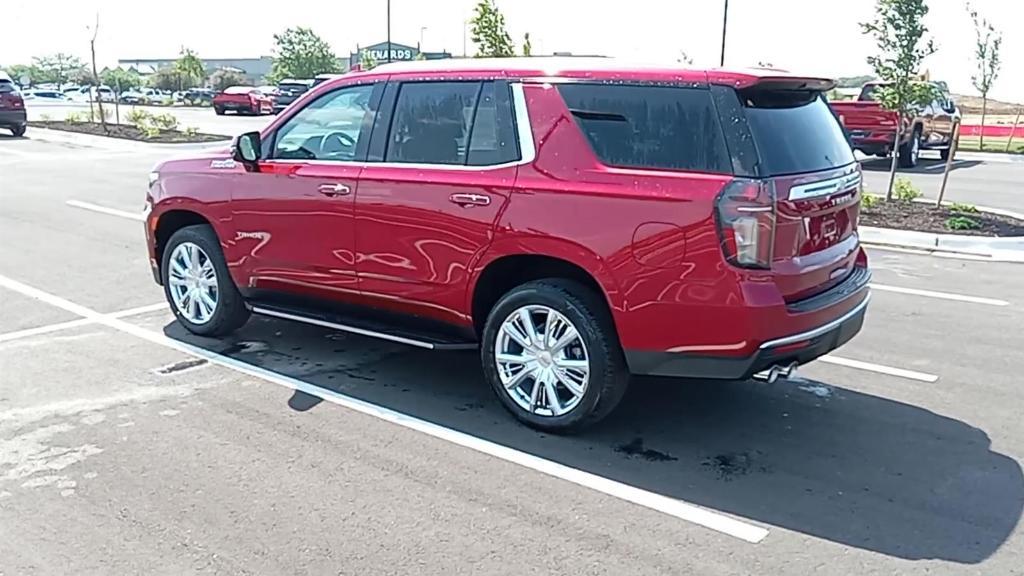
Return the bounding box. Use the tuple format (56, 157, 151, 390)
(860, 227, 1024, 262)
(25, 126, 231, 152)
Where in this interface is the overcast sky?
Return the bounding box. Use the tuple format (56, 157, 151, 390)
(2, 0, 1021, 102)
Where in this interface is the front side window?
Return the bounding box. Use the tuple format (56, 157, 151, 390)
(272, 84, 376, 162)
(385, 82, 481, 165)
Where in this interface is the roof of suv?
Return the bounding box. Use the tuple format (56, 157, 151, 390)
(349, 57, 834, 90)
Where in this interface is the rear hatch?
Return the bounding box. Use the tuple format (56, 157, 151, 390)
(0, 80, 24, 111)
(713, 80, 861, 303)
(215, 88, 256, 108)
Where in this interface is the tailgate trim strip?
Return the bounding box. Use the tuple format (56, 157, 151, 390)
(789, 172, 861, 201)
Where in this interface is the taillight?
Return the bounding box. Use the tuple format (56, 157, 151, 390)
(715, 179, 776, 269)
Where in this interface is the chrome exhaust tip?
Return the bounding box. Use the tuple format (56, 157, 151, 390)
(753, 362, 799, 384)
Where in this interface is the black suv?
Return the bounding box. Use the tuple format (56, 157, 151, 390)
(273, 79, 312, 113)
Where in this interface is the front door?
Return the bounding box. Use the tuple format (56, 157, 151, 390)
(228, 82, 383, 302)
(355, 80, 522, 326)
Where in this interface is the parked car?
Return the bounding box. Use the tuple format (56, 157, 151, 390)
(178, 88, 214, 106)
(145, 58, 870, 431)
(67, 85, 116, 103)
(120, 88, 165, 105)
(830, 81, 960, 167)
(273, 79, 312, 113)
(22, 89, 67, 101)
(311, 73, 343, 87)
(0, 72, 27, 136)
(212, 86, 273, 115)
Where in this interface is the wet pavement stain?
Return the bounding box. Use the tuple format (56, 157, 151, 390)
(454, 401, 486, 412)
(615, 438, 678, 462)
(702, 451, 770, 481)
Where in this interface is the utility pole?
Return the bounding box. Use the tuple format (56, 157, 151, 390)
(386, 0, 392, 63)
(719, 0, 729, 66)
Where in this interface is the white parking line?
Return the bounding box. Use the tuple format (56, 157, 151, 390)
(0, 273, 770, 544)
(0, 302, 166, 344)
(871, 283, 1009, 306)
(820, 355, 939, 383)
(66, 200, 145, 222)
(0, 145, 35, 158)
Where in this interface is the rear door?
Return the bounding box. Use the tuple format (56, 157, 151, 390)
(354, 79, 520, 326)
(714, 83, 861, 302)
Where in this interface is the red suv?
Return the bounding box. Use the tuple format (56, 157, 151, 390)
(145, 59, 870, 431)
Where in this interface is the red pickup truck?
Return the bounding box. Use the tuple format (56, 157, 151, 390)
(831, 81, 959, 167)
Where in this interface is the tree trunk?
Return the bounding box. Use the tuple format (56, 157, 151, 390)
(979, 96, 988, 150)
(1007, 107, 1022, 153)
(885, 112, 903, 201)
(90, 39, 107, 134)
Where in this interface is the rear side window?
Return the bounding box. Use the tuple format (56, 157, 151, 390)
(557, 83, 730, 174)
(467, 82, 519, 166)
(0, 82, 15, 94)
(741, 90, 855, 176)
(386, 82, 480, 165)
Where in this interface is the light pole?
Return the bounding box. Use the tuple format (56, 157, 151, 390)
(719, 0, 729, 66)
(386, 0, 392, 63)
(420, 26, 427, 50)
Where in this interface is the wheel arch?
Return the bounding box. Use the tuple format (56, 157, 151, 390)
(467, 239, 624, 337)
(153, 209, 217, 272)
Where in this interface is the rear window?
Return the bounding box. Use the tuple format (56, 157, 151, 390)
(224, 86, 252, 94)
(741, 90, 855, 176)
(278, 83, 309, 93)
(0, 81, 16, 94)
(557, 83, 731, 174)
(859, 84, 880, 102)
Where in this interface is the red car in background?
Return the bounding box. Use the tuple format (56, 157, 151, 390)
(213, 86, 274, 116)
(831, 81, 960, 167)
(145, 59, 869, 431)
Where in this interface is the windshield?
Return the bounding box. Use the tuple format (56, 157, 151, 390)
(741, 90, 855, 176)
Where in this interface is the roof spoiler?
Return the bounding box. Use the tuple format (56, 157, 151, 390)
(747, 76, 836, 92)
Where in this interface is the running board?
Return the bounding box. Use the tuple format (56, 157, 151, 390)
(250, 305, 478, 351)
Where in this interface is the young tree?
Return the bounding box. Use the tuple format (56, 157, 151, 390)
(149, 69, 186, 91)
(88, 14, 108, 133)
(861, 0, 937, 200)
(209, 68, 247, 92)
(175, 47, 207, 89)
(269, 27, 340, 82)
(32, 53, 85, 89)
(4, 64, 41, 86)
(967, 4, 1001, 150)
(470, 0, 515, 57)
(101, 68, 142, 94)
(522, 33, 532, 57)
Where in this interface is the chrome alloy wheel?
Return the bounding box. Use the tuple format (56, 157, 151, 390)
(167, 242, 219, 325)
(495, 305, 590, 417)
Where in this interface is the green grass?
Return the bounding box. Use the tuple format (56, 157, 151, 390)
(956, 136, 1024, 154)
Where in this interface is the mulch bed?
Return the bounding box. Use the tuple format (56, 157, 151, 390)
(29, 121, 229, 144)
(861, 201, 1024, 237)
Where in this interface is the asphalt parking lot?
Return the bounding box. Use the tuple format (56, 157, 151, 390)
(2, 134, 1024, 575)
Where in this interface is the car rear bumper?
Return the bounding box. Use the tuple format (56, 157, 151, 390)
(0, 109, 27, 127)
(624, 266, 871, 380)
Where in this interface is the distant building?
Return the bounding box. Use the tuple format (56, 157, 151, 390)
(117, 57, 274, 84)
(349, 42, 451, 69)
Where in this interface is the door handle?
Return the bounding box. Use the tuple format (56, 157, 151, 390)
(318, 183, 351, 197)
(449, 193, 491, 207)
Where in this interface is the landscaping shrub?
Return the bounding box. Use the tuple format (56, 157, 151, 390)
(893, 178, 923, 202)
(946, 216, 981, 231)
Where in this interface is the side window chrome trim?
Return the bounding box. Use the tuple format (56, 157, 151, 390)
(262, 82, 537, 173)
(511, 82, 536, 164)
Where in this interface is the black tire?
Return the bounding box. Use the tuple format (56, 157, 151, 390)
(11, 124, 26, 137)
(214, 106, 225, 116)
(899, 127, 922, 168)
(161, 224, 249, 337)
(940, 146, 953, 161)
(481, 279, 630, 433)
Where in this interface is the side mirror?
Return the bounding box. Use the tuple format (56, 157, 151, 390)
(943, 99, 956, 114)
(233, 131, 262, 168)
